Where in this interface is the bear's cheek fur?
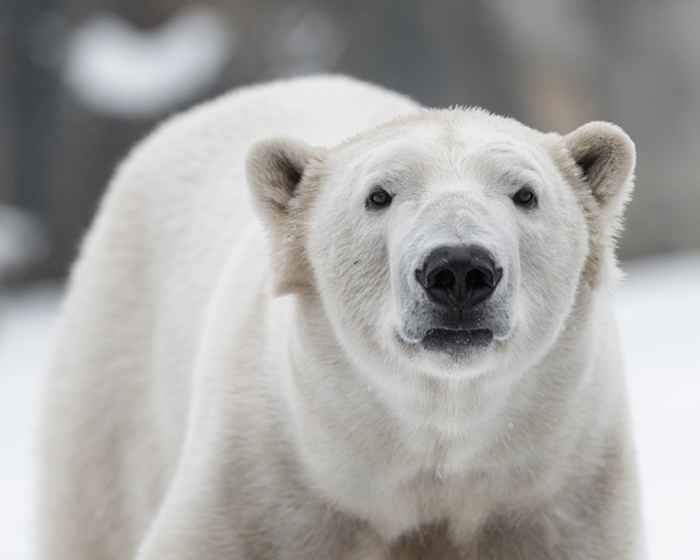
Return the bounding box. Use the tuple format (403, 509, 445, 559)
(510, 195, 589, 366)
(307, 193, 394, 358)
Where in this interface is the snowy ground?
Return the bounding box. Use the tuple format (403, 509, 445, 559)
(1, 255, 698, 559)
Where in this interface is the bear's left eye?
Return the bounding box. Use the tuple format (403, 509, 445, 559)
(511, 186, 538, 209)
(366, 187, 393, 210)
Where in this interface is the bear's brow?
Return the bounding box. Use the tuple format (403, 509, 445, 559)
(364, 142, 428, 175)
(480, 141, 526, 157)
(478, 141, 543, 173)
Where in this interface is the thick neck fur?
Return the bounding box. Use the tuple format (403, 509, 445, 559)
(279, 267, 617, 544)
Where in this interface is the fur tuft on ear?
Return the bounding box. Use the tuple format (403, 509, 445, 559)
(246, 137, 322, 295)
(247, 138, 317, 219)
(558, 122, 636, 287)
(565, 121, 636, 220)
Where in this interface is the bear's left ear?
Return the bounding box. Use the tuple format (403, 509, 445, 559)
(246, 137, 323, 295)
(247, 137, 319, 222)
(564, 121, 636, 225)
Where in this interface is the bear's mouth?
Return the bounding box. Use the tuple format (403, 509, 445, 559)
(421, 327, 493, 352)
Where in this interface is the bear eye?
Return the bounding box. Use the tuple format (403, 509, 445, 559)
(366, 187, 393, 210)
(512, 186, 538, 209)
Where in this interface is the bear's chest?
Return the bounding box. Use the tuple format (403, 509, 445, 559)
(386, 523, 464, 559)
(341, 522, 471, 560)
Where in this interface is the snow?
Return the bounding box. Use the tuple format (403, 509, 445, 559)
(1, 254, 698, 558)
(64, 6, 234, 118)
(616, 255, 700, 557)
(0, 286, 60, 560)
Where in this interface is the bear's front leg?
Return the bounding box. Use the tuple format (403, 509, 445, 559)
(133, 458, 247, 560)
(135, 487, 387, 560)
(465, 500, 641, 559)
(133, 432, 387, 560)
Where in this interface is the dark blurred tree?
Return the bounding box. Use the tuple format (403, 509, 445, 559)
(3, 0, 60, 216)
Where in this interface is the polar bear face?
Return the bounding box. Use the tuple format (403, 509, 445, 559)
(247, 111, 635, 380)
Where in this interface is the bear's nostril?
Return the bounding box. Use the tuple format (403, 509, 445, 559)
(466, 268, 490, 289)
(431, 269, 455, 290)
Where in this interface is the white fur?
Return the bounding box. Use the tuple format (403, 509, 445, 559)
(38, 75, 643, 559)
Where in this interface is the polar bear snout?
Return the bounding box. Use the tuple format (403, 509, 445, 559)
(415, 244, 502, 310)
(395, 233, 514, 365)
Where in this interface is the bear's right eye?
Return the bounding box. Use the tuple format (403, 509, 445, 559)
(366, 187, 393, 210)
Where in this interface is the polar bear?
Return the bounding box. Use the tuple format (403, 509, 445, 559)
(38, 75, 643, 559)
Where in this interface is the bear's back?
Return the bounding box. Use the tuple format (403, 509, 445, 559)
(38, 76, 419, 560)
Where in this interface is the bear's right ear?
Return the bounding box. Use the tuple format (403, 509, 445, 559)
(246, 137, 322, 294)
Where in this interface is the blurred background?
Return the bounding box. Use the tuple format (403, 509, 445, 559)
(1, 1, 698, 558)
(2, 0, 700, 277)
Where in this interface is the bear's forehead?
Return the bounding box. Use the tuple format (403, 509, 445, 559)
(332, 111, 555, 181)
(334, 110, 552, 170)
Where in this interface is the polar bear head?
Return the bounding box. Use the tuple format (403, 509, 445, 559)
(247, 111, 635, 380)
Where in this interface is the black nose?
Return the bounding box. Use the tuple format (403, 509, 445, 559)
(416, 245, 503, 309)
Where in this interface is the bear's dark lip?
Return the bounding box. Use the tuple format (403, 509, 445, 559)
(421, 327, 494, 351)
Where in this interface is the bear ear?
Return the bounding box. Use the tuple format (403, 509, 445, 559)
(246, 137, 322, 295)
(246, 137, 318, 222)
(564, 121, 636, 219)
